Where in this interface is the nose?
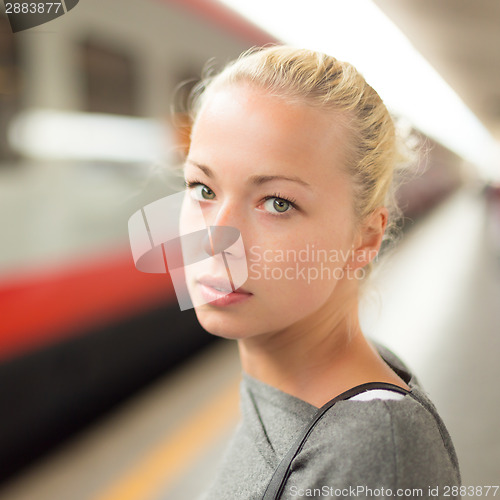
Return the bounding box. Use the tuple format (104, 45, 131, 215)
(201, 200, 245, 257)
(202, 226, 241, 256)
(207, 199, 235, 228)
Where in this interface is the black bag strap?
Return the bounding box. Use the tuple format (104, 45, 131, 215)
(261, 381, 411, 500)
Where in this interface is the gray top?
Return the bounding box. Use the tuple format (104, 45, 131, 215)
(200, 341, 461, 499)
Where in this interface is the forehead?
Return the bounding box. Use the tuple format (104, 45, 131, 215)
(189, 83, 351, 187)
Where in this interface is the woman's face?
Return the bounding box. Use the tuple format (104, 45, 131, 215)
(182, 83, 362, 340)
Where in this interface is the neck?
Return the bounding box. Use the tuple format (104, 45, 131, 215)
(237, 279, 406, 407)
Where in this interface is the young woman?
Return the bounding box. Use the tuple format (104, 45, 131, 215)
(181, 45, 461, 499)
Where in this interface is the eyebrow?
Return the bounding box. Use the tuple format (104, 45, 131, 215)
(186, 160, 312, 189)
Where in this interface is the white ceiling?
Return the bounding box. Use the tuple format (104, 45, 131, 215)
(373, 0, 500, 141)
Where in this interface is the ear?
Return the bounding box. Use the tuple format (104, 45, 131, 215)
(347, 207, 388, 271)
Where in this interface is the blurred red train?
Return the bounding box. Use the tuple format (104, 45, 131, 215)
(0, 246, 213, 483)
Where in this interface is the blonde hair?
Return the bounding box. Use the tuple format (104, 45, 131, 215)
(188, 45, 416, 277)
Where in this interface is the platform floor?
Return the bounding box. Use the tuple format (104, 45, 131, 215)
(1, 186, 499, 500)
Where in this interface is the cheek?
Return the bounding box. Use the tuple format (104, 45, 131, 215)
(247, 234, 344, 299)
(244, 209, 355, 299)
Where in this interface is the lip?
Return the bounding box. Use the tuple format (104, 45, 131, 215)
(196, 275, 252, 307)
(197, 275, 251, 294)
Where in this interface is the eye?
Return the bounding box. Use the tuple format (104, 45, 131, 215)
(262, 196, 296, 215)
(185, 181, 216, 200)
(264, 198, 291, 213)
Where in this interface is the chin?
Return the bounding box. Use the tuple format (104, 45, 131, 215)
(192, 306, 257, 340)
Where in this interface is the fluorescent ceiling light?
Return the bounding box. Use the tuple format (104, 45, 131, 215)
(218, 0, 500, 181)
(8, 109, 172, 163)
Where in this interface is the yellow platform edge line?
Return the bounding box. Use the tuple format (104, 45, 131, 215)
(92, 378, 240, 500)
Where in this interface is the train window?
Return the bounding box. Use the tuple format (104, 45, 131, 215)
(80, 38, 138, 116)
